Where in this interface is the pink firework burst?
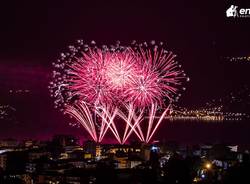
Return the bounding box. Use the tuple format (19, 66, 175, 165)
(67, 47, 141, 106)
(124, 71, 163, 107)
(49, 40, 188, 144)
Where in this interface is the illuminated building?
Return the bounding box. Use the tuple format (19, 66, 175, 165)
(83, 140, 97, 158)
(28, 150, 50, 161)
(0, 153, 7, 170)
(127, 156, 143, 168)
(140, 145, 151, 161)
(23, 140, 34, 148)
(114, 155, 128, 169)
(52, 135, 78, 147)
(0, 139, 19, 148)
(95, 145, 101, 158)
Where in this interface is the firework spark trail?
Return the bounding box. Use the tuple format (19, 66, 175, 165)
(122, 104, 135, 142)
(50, 40, 188, 143)
(65, 102, 97, 142)
(146, 103, 157, 142)
(146, 105, 170, 143)
(95, 105, 121, 143)
(115, 104, 144, 143)
(131, 109, 145, 142)
(122, 108, 145, 144)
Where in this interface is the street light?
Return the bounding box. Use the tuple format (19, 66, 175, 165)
(205, 163, 211, 169)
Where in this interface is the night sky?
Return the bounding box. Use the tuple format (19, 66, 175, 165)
(0, 0, 250, 143)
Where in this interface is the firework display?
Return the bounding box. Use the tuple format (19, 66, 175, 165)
(49, 40, 188, 143)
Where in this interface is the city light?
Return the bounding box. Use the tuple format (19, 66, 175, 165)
(224, 56, 250, 63)
(205, 163, 211, 169)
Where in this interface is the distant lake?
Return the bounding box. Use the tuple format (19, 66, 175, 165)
(156, 119, 250, 145)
